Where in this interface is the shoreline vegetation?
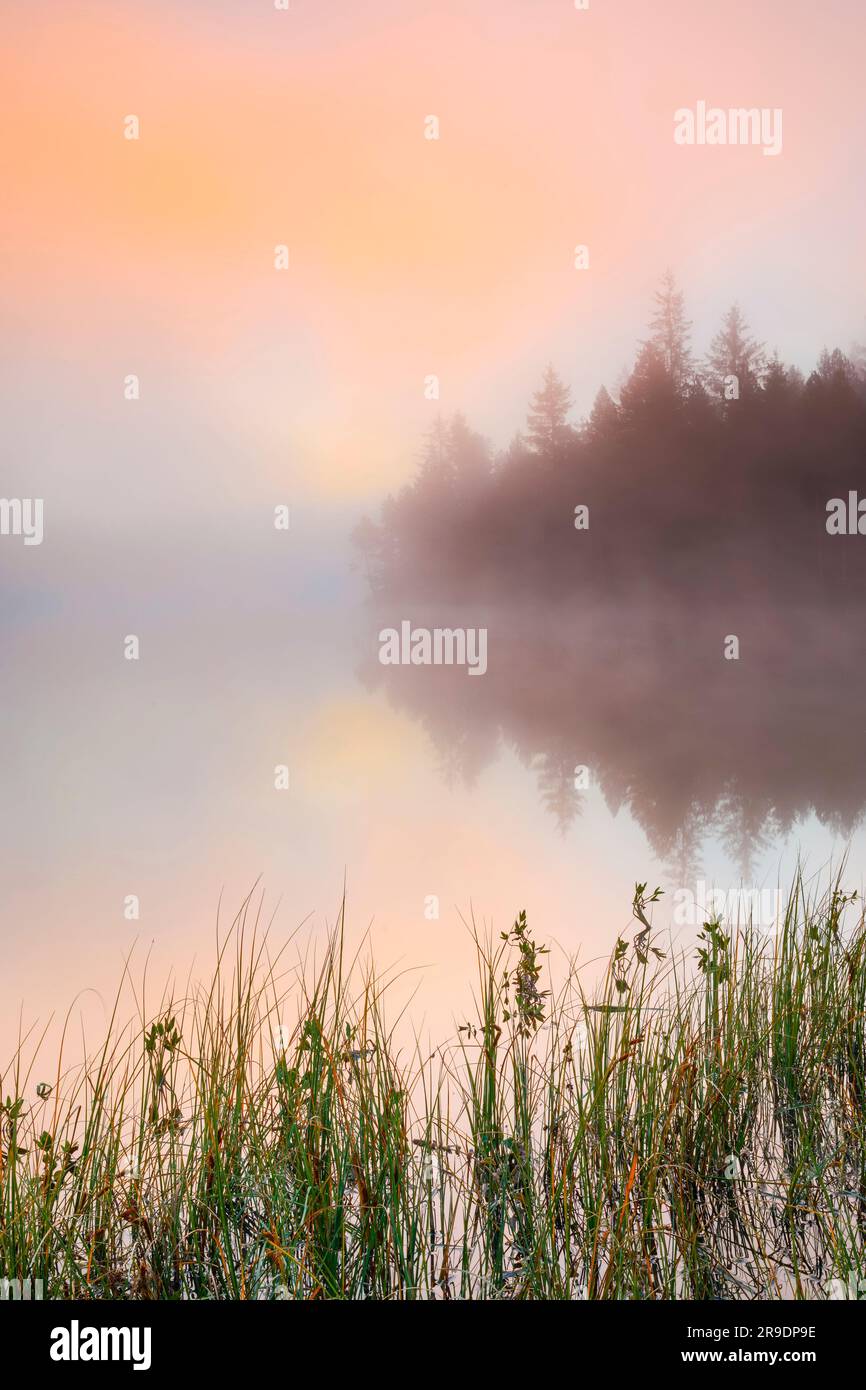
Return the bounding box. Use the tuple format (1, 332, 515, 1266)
(2, 870, 864, 1300)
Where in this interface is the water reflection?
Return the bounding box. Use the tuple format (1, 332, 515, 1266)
(361, 599, 866, 877)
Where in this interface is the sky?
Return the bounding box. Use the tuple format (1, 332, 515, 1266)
(2, 0, 865, 510)
(2, 0, 865, 1059)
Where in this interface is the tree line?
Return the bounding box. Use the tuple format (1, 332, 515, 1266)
(354, 274, 866, 606)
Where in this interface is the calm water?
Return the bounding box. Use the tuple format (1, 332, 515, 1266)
(2, 515, 864, 1061)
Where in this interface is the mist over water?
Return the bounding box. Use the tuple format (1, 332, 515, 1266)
(363, 599, 866, 879)
(6, 382, 866, 1061)
(7, 538, 862, 1064)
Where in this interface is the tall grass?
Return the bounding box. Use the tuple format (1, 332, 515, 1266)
(1, 871, 864, 1300)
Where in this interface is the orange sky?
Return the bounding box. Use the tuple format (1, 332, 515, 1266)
(3, 0, 865, 499)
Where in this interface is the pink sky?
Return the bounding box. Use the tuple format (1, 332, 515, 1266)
(3, 0, 865, 501)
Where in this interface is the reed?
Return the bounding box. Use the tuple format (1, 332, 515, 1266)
(2, 871, 864, 1300)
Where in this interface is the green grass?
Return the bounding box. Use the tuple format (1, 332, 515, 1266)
(2, 871, 865, 1300)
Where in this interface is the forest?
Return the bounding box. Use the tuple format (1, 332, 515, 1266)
(352, 278, 866, 869)
(354, 274, 866, 609)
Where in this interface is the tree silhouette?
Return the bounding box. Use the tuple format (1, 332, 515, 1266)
(618, 341, 678, 425)
(706, 304, 765, 398)
(585, 385, 620, 440)
(526, 364, 574, 459)
(648, 270, 692, 389)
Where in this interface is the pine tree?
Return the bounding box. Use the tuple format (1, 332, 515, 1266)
(762, 351, 788, 398)
(706, 304, 764, 398)
(585, 385, 620, 440)
(526, 365, 573, 458)
(683, 372, 714, 426)
(648, 271, 692, 390)
(804, 349, 858, 415)
(816, 347, 854, 385)
(618, 342, 677, 423)
(763, 353, 804, 404)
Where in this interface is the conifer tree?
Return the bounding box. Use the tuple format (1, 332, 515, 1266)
(526, 365, 573, 457)
(706, 304, 764, 397)
(585, 385, 620, 440)
(648, 270, 692, 390)
(618, 342, 677, 423)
